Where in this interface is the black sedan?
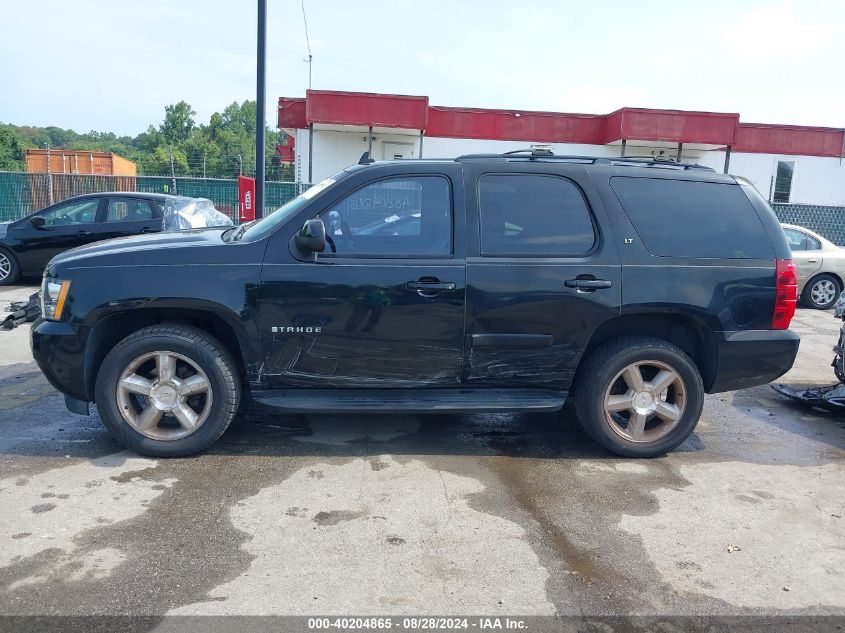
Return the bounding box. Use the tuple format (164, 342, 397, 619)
(0, 192, 170, 285)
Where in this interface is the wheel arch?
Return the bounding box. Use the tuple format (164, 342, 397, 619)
(84, 305, 250, 401)
(573, 312, 718, 392)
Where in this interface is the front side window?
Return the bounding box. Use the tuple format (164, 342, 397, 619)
(479, 174, 595, 256)
(105, 198, 158, 223)
(40, 199, 99, 226)
(319, 176, 451, 256)
(773, 161, 795, 203)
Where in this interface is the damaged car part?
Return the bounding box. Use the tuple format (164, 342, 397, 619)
(772, 290, 845, 412)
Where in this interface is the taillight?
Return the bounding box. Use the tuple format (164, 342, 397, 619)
(772, 258, 797, 330)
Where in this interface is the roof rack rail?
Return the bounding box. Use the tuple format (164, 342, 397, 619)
(454, 149, 714, 171)
(503, 147, 554, 157)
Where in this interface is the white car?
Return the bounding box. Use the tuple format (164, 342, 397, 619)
(781, 223, 845, 309)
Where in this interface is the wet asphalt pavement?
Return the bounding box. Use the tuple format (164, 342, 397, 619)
(0, 282, 843, 619)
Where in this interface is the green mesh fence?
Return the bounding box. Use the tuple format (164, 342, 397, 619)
(0, 171, 308, 223)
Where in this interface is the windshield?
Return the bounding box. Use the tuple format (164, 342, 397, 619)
(233, 173, 345, 242)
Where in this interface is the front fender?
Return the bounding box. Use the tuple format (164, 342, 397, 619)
(56, 263, 263, 399)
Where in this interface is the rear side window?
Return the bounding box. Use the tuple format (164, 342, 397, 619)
(783, 228, 820, 252)
(610, 177, 773, 259)
(105, 198, 159, 223)
(479, 174, 595, 256)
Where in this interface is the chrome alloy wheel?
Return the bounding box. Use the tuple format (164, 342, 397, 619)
(603, 360, 687, 443)
(116, 351, 213, 441)
(811, 279, 837, 307)
(0, 252, 11, 282)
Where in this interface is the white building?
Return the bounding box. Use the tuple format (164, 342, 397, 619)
(279, 90, 845, 207)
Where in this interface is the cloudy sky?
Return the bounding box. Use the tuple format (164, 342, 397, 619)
(1, 0, 842, 135)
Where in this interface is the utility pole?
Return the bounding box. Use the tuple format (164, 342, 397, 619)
(46, 143, 54, 205)
(305, 53, 312, 89)
(203, 153, 207, 179)
(302, 0, 313, 89)
(169, 148, 177, 194)
(255, 0, 267, 218)
(238, 154, 243, 176)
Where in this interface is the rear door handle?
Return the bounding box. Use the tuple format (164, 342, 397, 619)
(141, 227, 157, 233)
(807, 259, 818, 263)
(76, 230, 93, 237)
(565, 278, 612, 290)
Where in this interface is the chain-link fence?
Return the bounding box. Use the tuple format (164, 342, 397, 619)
(772, 203, 845, 246)
(0, 171, 309, 223)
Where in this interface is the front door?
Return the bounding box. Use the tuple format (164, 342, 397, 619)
(258, 172, 466, 387)
(463, 167, 622, 391)
(15, 197, 103, 275)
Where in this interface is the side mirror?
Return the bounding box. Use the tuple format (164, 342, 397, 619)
(30, 216, 46, 230)
(295, 219, 326, 254)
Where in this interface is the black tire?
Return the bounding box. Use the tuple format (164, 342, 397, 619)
(95, 324, 240, 457)
(573, 336, 704, 458)
(835, 355, 845, 385)
(801, 273, 841, 310)
(0, 247, 21, 286)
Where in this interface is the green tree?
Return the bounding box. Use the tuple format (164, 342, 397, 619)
(0, 127, 26, 170)
(159, 101, 196, 145)
(2, 98, 287, 178)
(139, 145, 189, 176)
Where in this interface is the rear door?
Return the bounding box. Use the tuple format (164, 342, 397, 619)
(97, 197, 162, 241)
(463, 163, 622, 390)
(257, 165, 467, 387)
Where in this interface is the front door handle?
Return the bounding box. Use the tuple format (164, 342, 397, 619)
(76, 230, 93, 237)
(565, 278, 612, 290)
(406, 281, 456, 292)
(141, 227, 157, 233)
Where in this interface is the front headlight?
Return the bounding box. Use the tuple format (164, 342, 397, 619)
(41, 278, 71, 321)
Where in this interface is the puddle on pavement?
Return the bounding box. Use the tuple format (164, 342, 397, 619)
(170, 456, 556, 616)
(0, 453, 174, 590)
(617, 460, 845, 610)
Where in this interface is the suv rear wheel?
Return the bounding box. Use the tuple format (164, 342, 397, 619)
(95, 324, 240, 457)
(574, 336, 704, 457)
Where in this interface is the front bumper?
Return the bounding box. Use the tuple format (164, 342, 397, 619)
(709, 329, 800, 393)
(30, 317, 89, 403)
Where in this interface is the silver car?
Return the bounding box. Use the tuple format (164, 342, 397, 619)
(781, 223, 845, 309)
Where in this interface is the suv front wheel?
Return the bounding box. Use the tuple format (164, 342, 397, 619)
(95, 324, 240, 457)
(574, 336, 704, 457)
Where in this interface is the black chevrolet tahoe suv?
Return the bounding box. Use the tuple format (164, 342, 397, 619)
(30, 150, 800, 458)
